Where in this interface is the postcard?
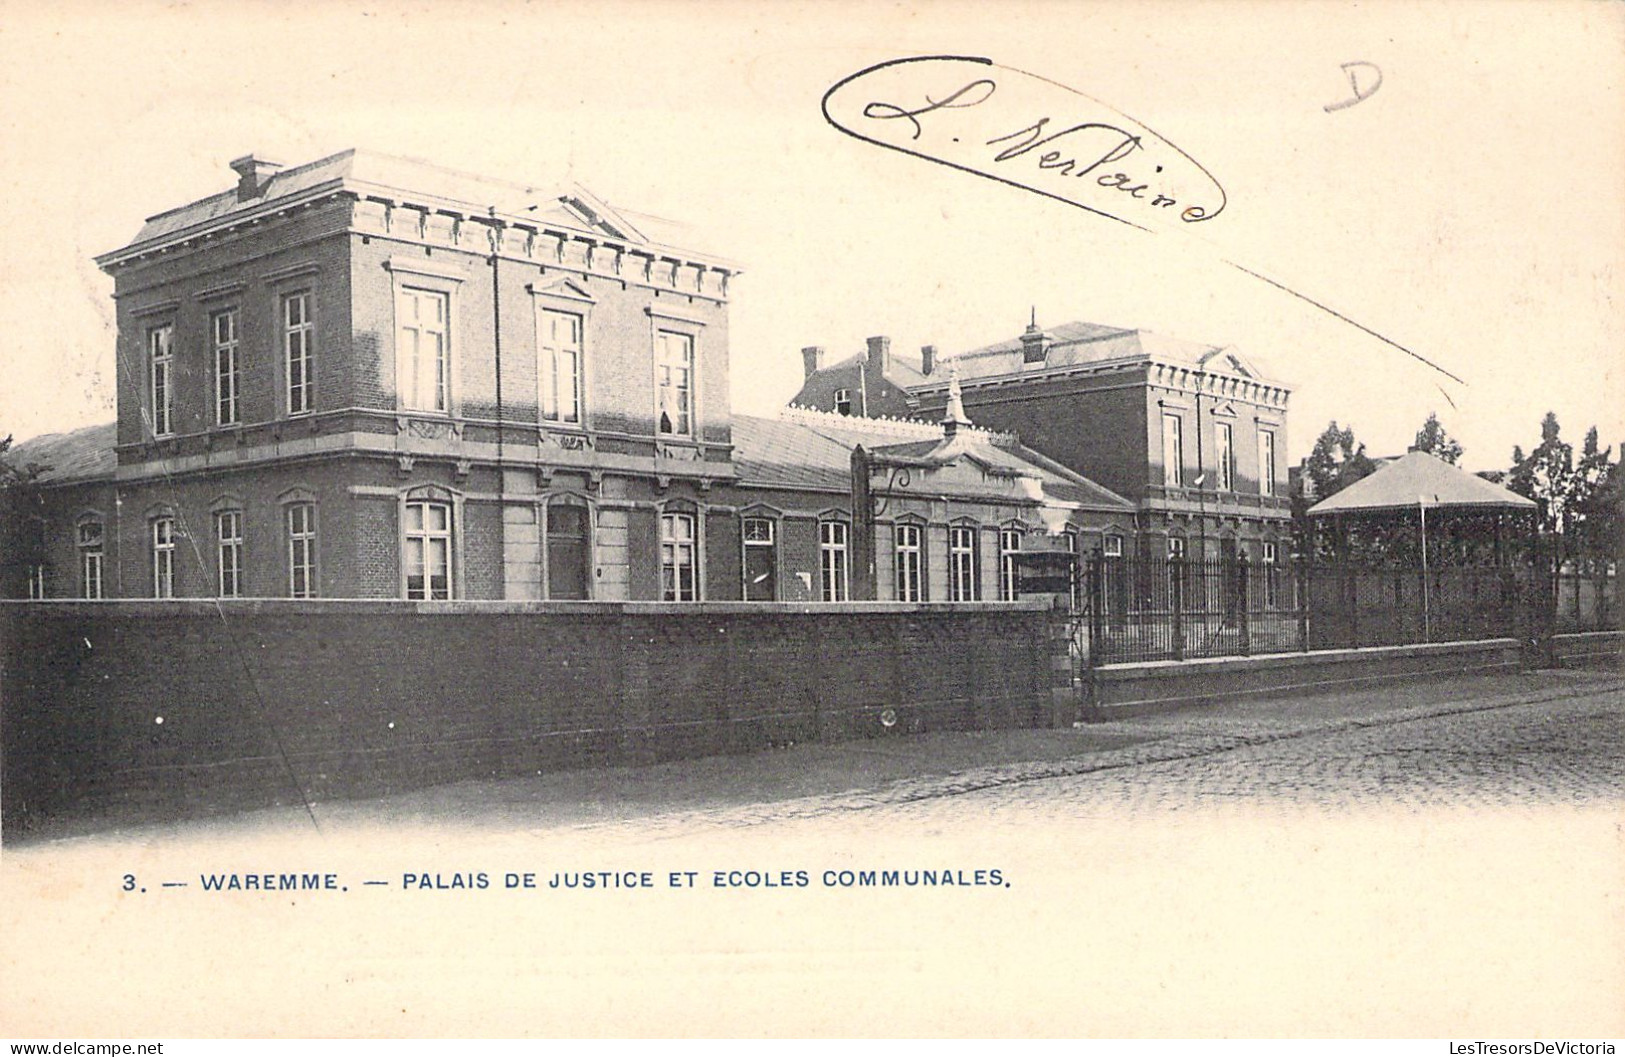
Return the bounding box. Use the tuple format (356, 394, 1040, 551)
(1, 0, 1620, 1040)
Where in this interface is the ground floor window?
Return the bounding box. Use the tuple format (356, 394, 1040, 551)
(949, 525, 979, 601)
(999, 528, 1022, 601)
(743, 516, 776, 601)
(404, 500, 451, 600)
(820, 520, 849, 602)
(894, 523, 923, 602)
(152, 516, 175, 598)
(78, 521, 104, 600)
(287, 503, 317, 599)
(217, 510, 243, 598)
(661, 512, 696, 601)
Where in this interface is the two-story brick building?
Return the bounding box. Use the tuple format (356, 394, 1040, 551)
(793, 316, 1295, 566)
(4, 150, 1135, 604)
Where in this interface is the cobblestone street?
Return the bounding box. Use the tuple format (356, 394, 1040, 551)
(5, 670, 1622, 1039)
(553, 670, 1625, 842)
(879, 681, 1624, 824)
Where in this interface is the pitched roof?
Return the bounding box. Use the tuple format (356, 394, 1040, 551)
(1307, 450, 1537, 515)
(104, 149, 733, 265)
(900, 320, 1283, 389)
(733, 409, 1132, 511)
(3, 422, 116, 485)
(802, 348, 931, 391)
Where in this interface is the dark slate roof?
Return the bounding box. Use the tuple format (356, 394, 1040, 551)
(945, 320, 1284, 382)
(732, 409, 1132, 512)
(108, 149, 731, 264)
(4, 422, 116, 485)
(730, 414, 856, 492)
(802, 348, 932, 391)
(1308, 451, 1537, 515)
(853, 320, 1284, 390)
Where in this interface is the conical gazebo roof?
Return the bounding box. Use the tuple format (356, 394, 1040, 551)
(1307, 451, 1537, 516)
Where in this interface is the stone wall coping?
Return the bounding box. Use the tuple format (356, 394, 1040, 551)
(1, 599, 1053, 618)
(1552, 630, 1622, 644)
(1095, 638, 1522, 681)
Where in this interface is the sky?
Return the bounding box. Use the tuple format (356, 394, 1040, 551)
(1, 0, 1620, 473)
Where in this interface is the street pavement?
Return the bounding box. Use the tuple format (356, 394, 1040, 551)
(4, 667, 1621, 1038)
(13, 667, 1620, 848)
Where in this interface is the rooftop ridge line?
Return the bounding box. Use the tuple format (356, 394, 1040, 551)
(779, 404, 1019, 444)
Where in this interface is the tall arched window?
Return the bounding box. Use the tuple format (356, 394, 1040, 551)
(660, 511, 697, 601)
(404, 499, 453, 600)
(949, 524, 980, 601)
(77, 517, 104, 600)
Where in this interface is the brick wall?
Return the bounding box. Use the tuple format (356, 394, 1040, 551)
(0, 600, 1064, 837)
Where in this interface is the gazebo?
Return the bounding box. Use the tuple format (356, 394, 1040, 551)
(1306, 450, 1538, 567)
(1303, 451, 1539, 646)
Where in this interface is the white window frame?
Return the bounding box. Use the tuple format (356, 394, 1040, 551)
(656, 330, 695, 437)
(660, 511, 698, 602)
(26, 564, 48, 600)
(403, 499, 453, 600)
(834, 388, 852, 416)
(949, 525, 979, 601)
(397, 287, 451, 414)
(894, 522, 923, 602)
(152, 516, 175, 598)
(1167, 536, 1186, 560)
(539, 308, 584, 426)
(999, 527, 1023, 601)
(284, 291, 314, 416)
(78, 520, 104, 600)
(1262, 539, 1279, 608)
(149, 323, 174, 437)
(1216, 421, 1234, 491)
(214, 309, 240, 426)
(742, 516, 776, 601)
(1162, 412, 1184, 488)
(1259, 429, 1277, 497)
(1103, 533, 1124, 558)
(216, 509, 243, 599)
(287, 502, 317, 598)
(819, 520, 849, 602)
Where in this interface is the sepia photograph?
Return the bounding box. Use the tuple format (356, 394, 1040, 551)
(1, 0, 1621, 1041)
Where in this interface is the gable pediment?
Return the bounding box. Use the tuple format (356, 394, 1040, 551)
(1199, 344, 1260, 379)
(528, 276, 596, 304)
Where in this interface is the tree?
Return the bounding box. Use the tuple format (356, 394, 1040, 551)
(1507, 412, 1575, 540)
(1567, 427, 1619, 573)
(1412, 412, 1463, 465)
(1, 432, 50, 598)
(1302, 421, 1377, 501)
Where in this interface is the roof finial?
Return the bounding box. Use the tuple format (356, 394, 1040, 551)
(943, 359, 971, 437)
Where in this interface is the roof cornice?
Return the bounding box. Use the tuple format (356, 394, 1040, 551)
(95, 176, 743, 277)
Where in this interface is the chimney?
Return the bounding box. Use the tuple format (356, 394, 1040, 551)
(229, 155, 284, 202)
(801, 345, 826, 379)
(921, 344, 937, 376)
(1020, 307, 1048, 365)
(865, 335, 891, 374)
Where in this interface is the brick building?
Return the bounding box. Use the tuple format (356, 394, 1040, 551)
(793, 316, 1295, 565)
(4, 150, 1133, 603)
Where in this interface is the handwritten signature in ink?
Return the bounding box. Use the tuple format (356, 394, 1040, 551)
(824, 56, 1226, 231)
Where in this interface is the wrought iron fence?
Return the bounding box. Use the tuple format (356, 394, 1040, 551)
(1083, 555, 1303, 665)
(1555, 567, 1620, 633)
(1081, 554, 1540, 666)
